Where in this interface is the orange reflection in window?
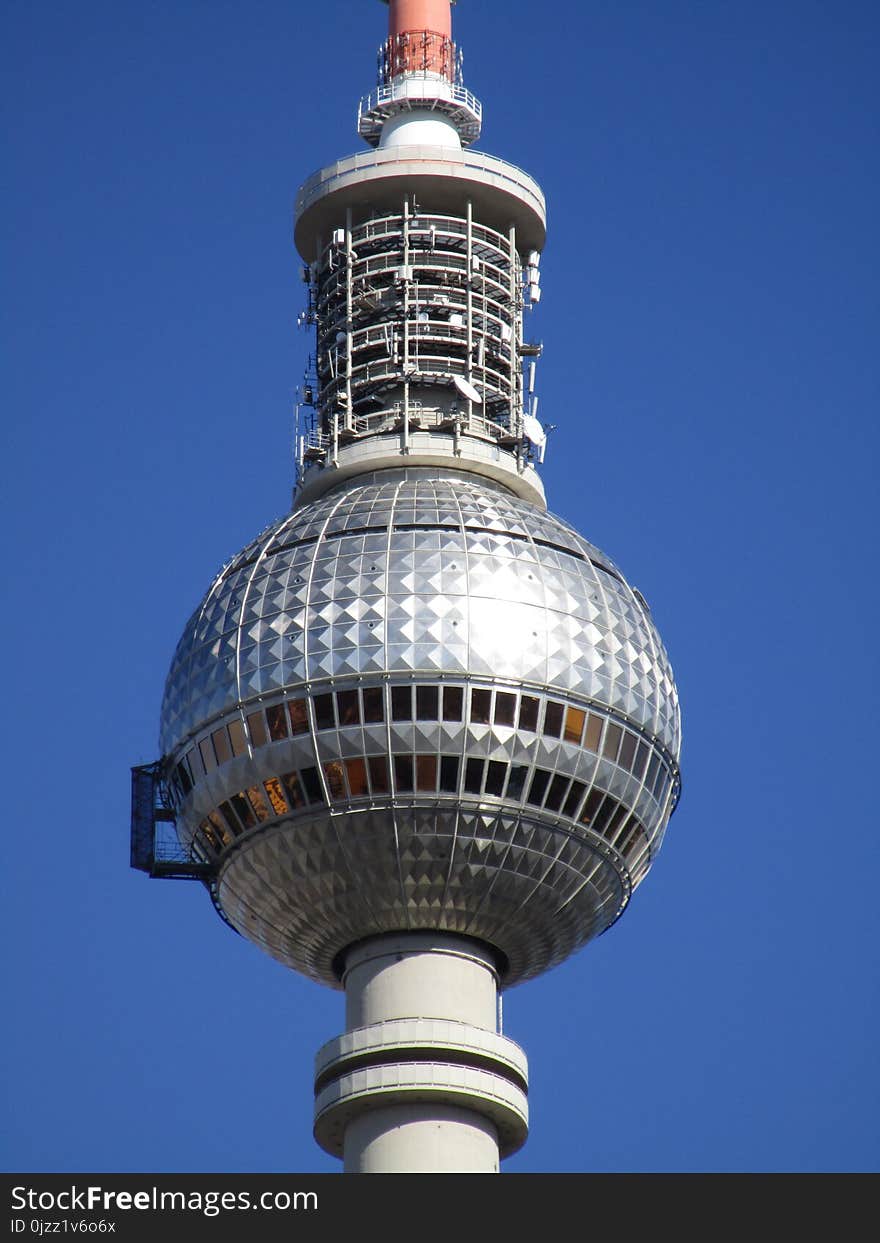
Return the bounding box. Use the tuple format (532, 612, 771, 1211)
(263, 777, 288, 817)
(346, 758, 369, 796)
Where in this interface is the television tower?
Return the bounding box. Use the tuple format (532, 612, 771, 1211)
(132, 0, 681, 1174)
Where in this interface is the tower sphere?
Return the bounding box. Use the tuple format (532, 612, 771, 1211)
(159, 470, 680, 988)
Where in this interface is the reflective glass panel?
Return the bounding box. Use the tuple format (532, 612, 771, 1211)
(580, 788, 604, 826)
(337, 690, 361, 726)
(300, 766, 324, 804)
(543, 701, 564, 738)
(544, 773, 569, 812)
(362, 687, 384, 724)
(230, 792, 257, 830)
(527, 768, 551, 805)
(471, 689, 491, 724)
(391, 686, 413, 721)
(228, 719, 247, 757)
(288, 698, 309, 735)
(314, 694, 336, 731)
(564, 707, 585, 744)
(442, 686, 463, 721)
(518, 696, 539, 732)
(219, 800, 243, 836)
(563, 780, 586, 819)
(323, 761, 346, 801)
(506, 765, 528, 800)
(584, 714, 603, 752)
(263, 777, 288, 817)
(199, 737, 217, 773)
(416, 754, 437, 791)
(646, 753, 661, 791)
(212, 727, 232, 765)
(208, 809, 232, 847)
(485, 760, 507, 796)
(464, 758, 484, 793)
(603, 723, 622, 762)
(247, 711, 268, 749)
(416, 686, 439, 720)
(368, 755, 390, 794)
(591, 797, 616, 834)
(246, 785, 272, 822)
(494, 693, 516, 727)
(633, 741, 650, 780)
(266, 704, 289, 742)
(281, 771, 305, 809)
(177, 762, 193, 795)
(619, 731, 637, 772)
(439, 755, 459, 792)
(346, 757, 369, 796)
(394, 754, 414, 792)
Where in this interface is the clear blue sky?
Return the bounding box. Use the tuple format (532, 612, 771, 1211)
(3, 0, 878, 1174)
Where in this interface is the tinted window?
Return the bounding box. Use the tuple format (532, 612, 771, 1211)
(368, 755, 390, 794)
(485, 761, 506, 796)
(281, 771, 305, 809)
(518, 696, 539, 732)
(471, 689, 491, 724)
(439, 755, 460, 792)
(391, 686, 413, 721)
(199, 737, 217, 772)
(633, 741, 650, 780)
(313, 694, 336, 731)
(266, 704, 289, 741)
(416, 685, 439, 720)
(228, 719, 248, 757)
(362, 686, 384, 723)
(288, 698, 309, 735)
(442, 686, 464, 721)
(563, 780, 586, 819)
(527, 769, 551, 805)
(263, 777, 288, 816)
(212, 727, 232, 765)
(506, 765, 528, 800)
(300, 767, 324, 804)
(247, 710, 267, 748)
(394, 754, 414, 791)
(580, 788, 604, 826)
(494, 693, 516, 727)
(544, 774, 569, 812)
(584, 714, 603, 752)
(619, 731, 637, 771)
(464, 758, 484, 793)
(603, 723, 622, 762)
(346, 758, 369, 796)
(416, 754, 437, 791)
(543, 701, 564, 738)
(219, 800, 243, 835)
(246, 785, 271, 822)
(564, 707, 585, 745)
(323, 761, 346, 800)
(337, 690, 361, 726)
(230, 792, 256, 830)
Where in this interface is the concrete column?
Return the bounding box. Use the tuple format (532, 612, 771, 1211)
(313, 933, 528, 1173)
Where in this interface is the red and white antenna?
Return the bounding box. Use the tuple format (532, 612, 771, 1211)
(360, 0, 480, 148)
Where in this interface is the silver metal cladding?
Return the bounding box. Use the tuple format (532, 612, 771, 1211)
(158, 470, 681, 987)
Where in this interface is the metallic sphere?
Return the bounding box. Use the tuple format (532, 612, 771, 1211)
(159, 469, 681, 987)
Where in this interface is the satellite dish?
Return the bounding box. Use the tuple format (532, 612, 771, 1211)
(453, 375, 482, 404)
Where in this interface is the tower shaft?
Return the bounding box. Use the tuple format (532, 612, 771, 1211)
(313, 934, 528, 1172)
